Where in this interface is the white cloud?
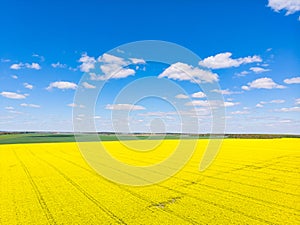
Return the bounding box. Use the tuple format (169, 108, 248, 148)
(5, 106, 14, 110)
(26, 63, 41, 70)
(249, 67, 270, 74)
(46, 81, 77, 90)
(186, 100, 209, 107)
(241, 85, 250, 91)
(98, 53, 126, 64)
(67, 103, 85, 108)
(268, 0, 300, 15)
(138, 111, 176, 117)
(175, 94, 189, 99)
(211, 89, 234, 95)
(11, 75, 18, 79)
(0, 91, 27, 99)
(275, 107, 300, 112)
(8, 110, 22, 114)
(20, 103, 40, 108)
(158, 62, 218, 83)
(231, 110, 250, 115)
(191, 91, 207, 98)
(279, 119, 292, 123)
(89, 53, 136, 80)
(10, 62, 41, 70)
(79, 53, 96, 72)
(295, 98, 300, 105)
(235, 71, 250, 77)
(51, 62, 67, 68)
(104, 68, 135, 79)
(129, 58, 146, 64)
(242, 77, 286, 90)
(10, 63, 22, 70)
(186, 100, 238, 107)
(270, 99, 285, 104)
(23, 83, 33, 90)
(284, 76, 300, 84)
(198, 52, 262, 69)
(224, 101, 240, 107)
(32, 53, 45, 62)
(106, 104, 145, 110)
(255, 99, 284, 108)
(82, 82, 96, 89)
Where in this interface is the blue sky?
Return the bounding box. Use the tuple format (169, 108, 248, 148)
(0, 0, 299, 133)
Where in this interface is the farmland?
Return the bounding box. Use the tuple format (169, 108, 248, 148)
(0, 138, 299, 224)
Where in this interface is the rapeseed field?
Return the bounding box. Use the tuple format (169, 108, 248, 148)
(0, 139, 299, 224)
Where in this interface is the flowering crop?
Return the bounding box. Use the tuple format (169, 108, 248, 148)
(0, 139, 299, 224)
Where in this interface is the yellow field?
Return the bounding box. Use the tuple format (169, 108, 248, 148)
(0, 139, 299, 224)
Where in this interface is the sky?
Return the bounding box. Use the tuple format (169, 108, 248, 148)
(0, 0, 299, 134)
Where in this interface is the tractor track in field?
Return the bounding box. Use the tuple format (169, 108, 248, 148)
(219, 155, 300, 168)
(212, 160, 300, 186)
(44, 149, 202, 225)
(13, 151, 57, 225)
(131, 153, 300, 198)
(118, 152, 300, 187)
(26, 150, 127, 225)
(52, 149, 280, 225)
(107, 152, 300, 216)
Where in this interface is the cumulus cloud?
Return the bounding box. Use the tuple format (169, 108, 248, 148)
(138, 111, 176, 117)
(5, 106, 14, 110)
(270, 99, 285, 104)
(175, 94, 189, 99)
(295, 98, 300, 105)
(46, 81, 77, 90)
(10, 63, 22, 70)
(51, 62, 67, 68)
(10, 62, 41, 70)
(27, 63, 41, 70)
(268, 0, 300, 15)
(242, 77, 286, 90)
(79, 53, 96, 72)
(23, 83, 33, 90)
(211, 89, 235, 95)
(224, 101, 240, 107)
(87, 53, 136, 80)
(20, 103, 40, 108)
(256, 99, 284, 107)
(275, 107, 300, 112)
(67, 103, 85, 108)
(198, 52, 262, 69)
(11, 75, 18, 79)
(129, 58, 146, 64)
(191, 91, 207, 98)
(32, 53, 45, 62)
(186, 100, 238, 107)
(235, 71, 250, 77)
(249, 67, 270, 74)
(0, 91, 27, 99)
(106, 104, 145, 110)
(158, 62, 218, 83)
(231, 110, 250, 115)
(185, 100, 210, 107)
(284, 76, 300, 84)
(98, 53, 126, 64)
(82, 82, 96, 89)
